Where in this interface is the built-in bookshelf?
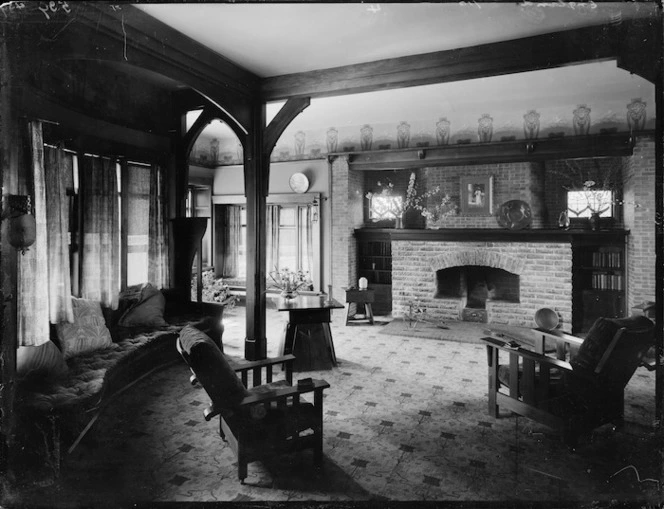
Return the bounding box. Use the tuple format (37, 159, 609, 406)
(573, 243, 626, 333)
(355, 230, 392, 315)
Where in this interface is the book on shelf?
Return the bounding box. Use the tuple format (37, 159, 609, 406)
(591, 272, 624, 290)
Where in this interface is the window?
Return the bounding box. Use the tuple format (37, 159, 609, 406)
(187, 185, 212, 269)
(277, 205, 314, 275)
(125, 163, 150, 286)
(567, 189, 614, 218)
(369, 195, 402, 220)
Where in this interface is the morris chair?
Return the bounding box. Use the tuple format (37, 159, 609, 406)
(176, 325, 330, 483)
(481, 315, 655, 448)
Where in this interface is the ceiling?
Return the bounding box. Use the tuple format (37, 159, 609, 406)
(132, 2, 659, 168)
(134, 2, 656, 78)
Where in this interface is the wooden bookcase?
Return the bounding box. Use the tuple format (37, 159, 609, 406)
(572, 238, 626, 333)
(355, 230, 392, 315)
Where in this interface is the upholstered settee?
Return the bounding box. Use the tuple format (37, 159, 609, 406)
(12, 284, 227, 478)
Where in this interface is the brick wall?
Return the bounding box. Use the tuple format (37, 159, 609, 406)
(392, 241, 573, 327)
(330, 156, 364, 305)
(623, 135, 656, 310)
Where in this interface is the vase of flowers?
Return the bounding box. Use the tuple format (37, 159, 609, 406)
(268, 267, 312, 299)
(417, 191, 458, 228)
(365, 172, 440, 229)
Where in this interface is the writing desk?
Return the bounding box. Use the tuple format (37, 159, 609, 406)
(278, 295, 343, 371)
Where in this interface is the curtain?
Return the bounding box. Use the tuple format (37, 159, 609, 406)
(302, 205, 314, 275)
(148, 163, 169, 288)
(266, 205, 280, 272)
(17, 121, 50, 346)
(44, 144, 74, 324)
(80, 155, 120, 308)
(221, 205, 241, 277)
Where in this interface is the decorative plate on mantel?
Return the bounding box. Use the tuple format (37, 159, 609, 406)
(496, 200, 532, 230)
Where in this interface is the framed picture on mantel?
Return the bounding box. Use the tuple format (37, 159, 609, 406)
(460, 176, 493, 216)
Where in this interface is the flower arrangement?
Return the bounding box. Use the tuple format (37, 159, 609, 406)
(574, 180, 614, 216)
(555, 160, 622, 218)
(366, 172, 443, 221)
(417, 190, 458, 225)
(268, 267, 312, 297)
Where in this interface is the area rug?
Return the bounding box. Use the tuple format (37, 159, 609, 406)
(379, 317, 490, 343)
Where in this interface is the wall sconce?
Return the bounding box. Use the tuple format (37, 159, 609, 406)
(2, 195, 36, 255)
(312, 197, 319, 223)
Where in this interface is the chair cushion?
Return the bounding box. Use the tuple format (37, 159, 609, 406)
(179, 325, 247, 409)
(17, 341, 68, 380)
(56, 298, 113, 359)
(570, 315, 654, 373)
(118, 283, 168, 328)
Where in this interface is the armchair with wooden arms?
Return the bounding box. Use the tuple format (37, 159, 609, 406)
(481, 315, 655, 448)
(176, 325, 330, 483)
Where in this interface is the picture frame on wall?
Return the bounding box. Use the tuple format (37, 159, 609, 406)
(460, 176, 493, 215)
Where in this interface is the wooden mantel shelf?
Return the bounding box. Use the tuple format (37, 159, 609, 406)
(355, 228, 629, 244)
(331, 132, 639, 171)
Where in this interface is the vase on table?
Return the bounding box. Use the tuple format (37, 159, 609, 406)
(589, 212, 600, 231)
(280, 290, 299, 300)
(394, 215, 403, 229)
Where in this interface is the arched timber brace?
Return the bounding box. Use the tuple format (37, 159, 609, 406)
(244, 97, 310, 360)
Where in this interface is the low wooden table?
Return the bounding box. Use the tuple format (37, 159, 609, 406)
(278, 295, 344, 371)
(344, 288, 375, 325)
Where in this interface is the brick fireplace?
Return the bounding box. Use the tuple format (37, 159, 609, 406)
(392, 239, 573, 328)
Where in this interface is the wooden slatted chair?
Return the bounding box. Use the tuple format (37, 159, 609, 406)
(176, 325, 329, 483)
(481, 315, 655, 448)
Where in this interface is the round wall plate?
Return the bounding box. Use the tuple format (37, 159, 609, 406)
(289, 172, 309, 193)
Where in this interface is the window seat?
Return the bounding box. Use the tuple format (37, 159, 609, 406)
(13, 291, 227, 480)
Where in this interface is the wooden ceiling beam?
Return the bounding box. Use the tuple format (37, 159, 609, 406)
(13, 4, 260, 133)
(262, 19, 658, 101)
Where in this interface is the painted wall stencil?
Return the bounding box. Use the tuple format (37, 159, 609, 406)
(294, 131, 306, 156)
(236, 142, 243, 162)
(523, 110, 541, 140)
(326, 127, 338, 153)
(435, 117, 451, 146)
(360, 124, 374, 151)
(626, 98, 647, 131)
(573, 104, 592, 135)
(478, 114, 494, 143)
(397, 121, 411, 148)
(210, 138, 219, 163)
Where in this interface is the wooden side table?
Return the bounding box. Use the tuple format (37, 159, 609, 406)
(344, 288, 375, 325)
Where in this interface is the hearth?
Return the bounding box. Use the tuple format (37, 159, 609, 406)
(435, 265, 520, 323)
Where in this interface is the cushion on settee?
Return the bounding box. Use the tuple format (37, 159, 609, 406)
(179, 325, 247, 409)
(17, 341, 68, 380)
(118, 283, 168, 328)
(56, 298, 113, 359)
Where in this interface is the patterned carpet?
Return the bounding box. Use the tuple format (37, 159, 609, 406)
(9, 305, 660, 506)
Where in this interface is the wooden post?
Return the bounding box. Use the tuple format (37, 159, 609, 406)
(243, 103, 268, 360)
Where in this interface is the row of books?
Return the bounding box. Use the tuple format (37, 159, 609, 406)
(589, 251, 622, 269)
(591, 273, 624, 290)
(360, 241, 391, 257)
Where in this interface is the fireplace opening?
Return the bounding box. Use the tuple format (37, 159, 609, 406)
(435, 265, 520, 309)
